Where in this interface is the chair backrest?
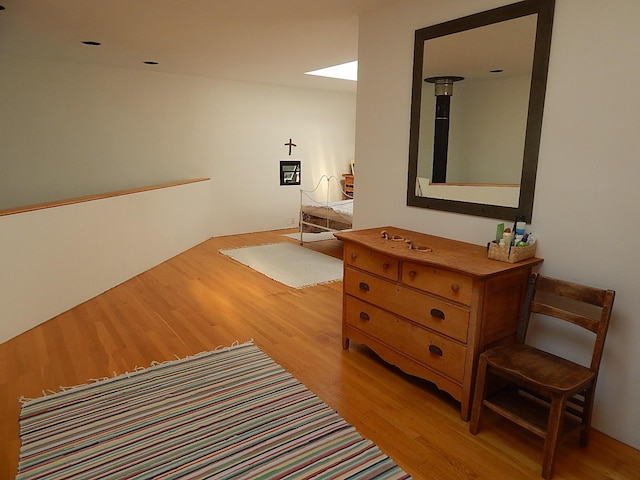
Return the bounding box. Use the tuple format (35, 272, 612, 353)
(517, 273, 615, 375)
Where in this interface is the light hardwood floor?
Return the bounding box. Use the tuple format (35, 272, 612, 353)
(1, 230, 638, 479)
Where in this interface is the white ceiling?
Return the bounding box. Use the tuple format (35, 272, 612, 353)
(423, 14, 537, 82)
(0, 0, 403, 93)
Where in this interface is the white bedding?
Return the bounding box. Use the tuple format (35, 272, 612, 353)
(298, 176, 353, 239)
(323, 199, 353, 217)
(301, 199, 353, 224)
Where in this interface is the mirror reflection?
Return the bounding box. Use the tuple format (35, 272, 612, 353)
(418, 15, 536, 205)
(407, 0, 555, 221)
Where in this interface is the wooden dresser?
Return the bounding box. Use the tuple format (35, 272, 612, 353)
(342, 173, 354, 198)
(334, 227, 542, 420)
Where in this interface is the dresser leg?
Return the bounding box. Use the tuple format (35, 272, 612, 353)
(342, 337, 350, 349)
(460, 402, 471, 421)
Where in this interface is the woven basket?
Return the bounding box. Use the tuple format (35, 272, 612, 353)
(488, 241, 537, 263)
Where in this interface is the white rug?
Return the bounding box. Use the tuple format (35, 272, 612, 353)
(282, 231, 342, 243)
(219, 242, 343, 288)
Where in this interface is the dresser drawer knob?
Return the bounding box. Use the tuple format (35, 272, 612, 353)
(358, 282, 370, 291)
(430, 308, 445, 320)
(350, 253, 357, 260)
(451, 283, 459, 292)
(382, 263, 390, 269)
(428, 344, 443, 357)
(409, 270, 417, 278)
(359, 312, 370, 321)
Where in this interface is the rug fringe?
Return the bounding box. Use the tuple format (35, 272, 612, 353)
(298, 278, 342, 289)
(218, 242, 278, 254)
(18, 339, 254, 405)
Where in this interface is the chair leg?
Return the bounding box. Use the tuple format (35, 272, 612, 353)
(469, 357, 489, 435)
(579, 387, 595, 447)
(541, 396, 567, 480)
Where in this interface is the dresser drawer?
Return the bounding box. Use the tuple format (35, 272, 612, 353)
(402, 261, 474, 306)
(344, 268, 469, 343)
(344, 242, 399, 281)
(345, 296, 466, 383)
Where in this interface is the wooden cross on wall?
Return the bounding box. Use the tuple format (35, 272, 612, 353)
(284, 138, 297, 156)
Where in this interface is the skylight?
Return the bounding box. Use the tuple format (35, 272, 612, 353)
(305, 61, 357, 81)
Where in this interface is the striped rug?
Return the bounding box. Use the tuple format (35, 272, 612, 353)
(17, 342, 410, 479)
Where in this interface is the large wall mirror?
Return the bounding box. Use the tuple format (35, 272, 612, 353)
(407, 0, 555, 222)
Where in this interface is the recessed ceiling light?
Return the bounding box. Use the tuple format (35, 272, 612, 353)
(490, 69, 504, 73)
(143, 61, 159, 65)
(305, 61, 357, 81)
(82, 41, 102, 46)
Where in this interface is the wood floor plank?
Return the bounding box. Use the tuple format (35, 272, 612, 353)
(0, 229, 637, 479)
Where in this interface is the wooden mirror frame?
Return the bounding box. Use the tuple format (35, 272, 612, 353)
(407, 0, 555, 222)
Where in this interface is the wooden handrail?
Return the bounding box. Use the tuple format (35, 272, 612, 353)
(0, 178, 210, 217)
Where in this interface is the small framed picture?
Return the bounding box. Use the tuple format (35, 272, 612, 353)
(280, 160, 301, 185)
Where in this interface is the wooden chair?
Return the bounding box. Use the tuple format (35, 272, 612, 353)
(469, 273, 615, 479)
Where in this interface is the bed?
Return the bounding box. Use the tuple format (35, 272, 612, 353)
(298, 175, 353, 243)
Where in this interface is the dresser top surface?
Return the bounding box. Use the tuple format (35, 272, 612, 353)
(334, 226, 542, 278)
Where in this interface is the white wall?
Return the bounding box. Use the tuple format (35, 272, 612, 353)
(356, 0, 640, 448)
(0, 57, 211, 209)
(206, 78, 356, 236)
(0, 55, 356, 342)
(0, 180, 213, 343)
(0, 55, 356, 234)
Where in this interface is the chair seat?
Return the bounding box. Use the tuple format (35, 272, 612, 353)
(482, 344, 594, 393)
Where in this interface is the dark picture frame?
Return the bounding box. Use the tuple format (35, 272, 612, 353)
(280, 160, 301, 185)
